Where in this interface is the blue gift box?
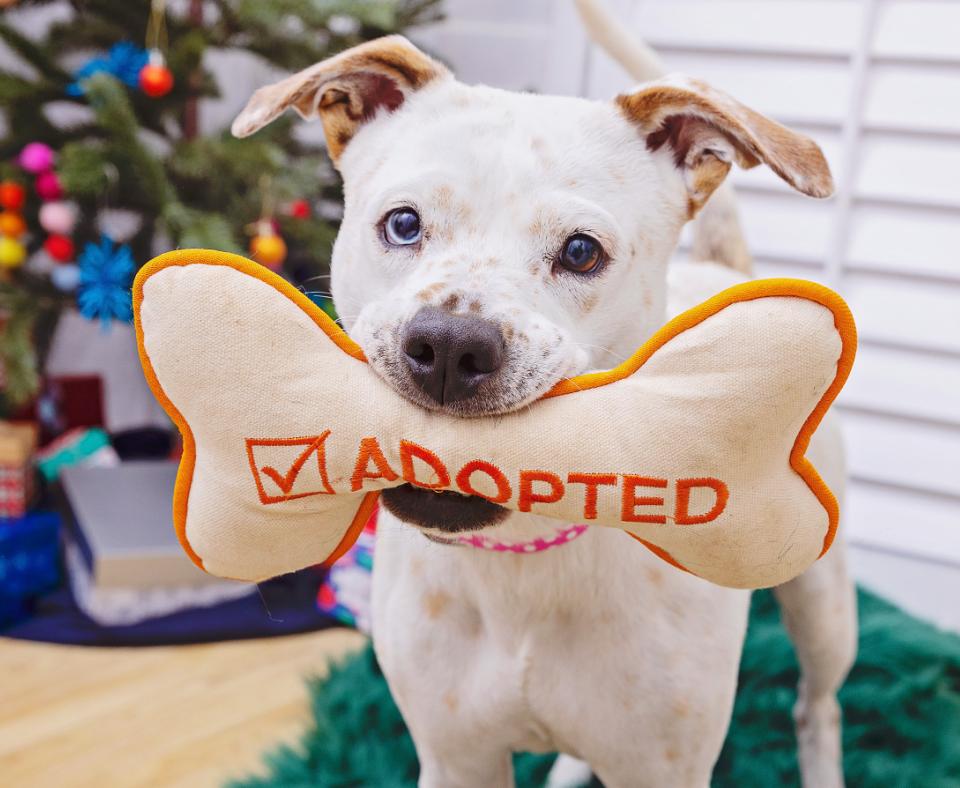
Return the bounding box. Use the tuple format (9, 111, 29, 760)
(0, 511, 61, 628)
(0, 595, 26, 629)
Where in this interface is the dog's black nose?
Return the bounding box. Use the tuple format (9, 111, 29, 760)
(402, 306, 504, 405)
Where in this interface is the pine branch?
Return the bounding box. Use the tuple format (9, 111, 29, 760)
(0, 285, 42, 410)
(0, 0, 443, 410)
(0, 19, 70, 83)
(82, 72, 175, 210)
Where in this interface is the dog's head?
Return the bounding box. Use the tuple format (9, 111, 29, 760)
(234, 36, 832, 532)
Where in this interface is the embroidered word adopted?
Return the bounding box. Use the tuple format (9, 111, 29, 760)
(245, 434, 729, 526)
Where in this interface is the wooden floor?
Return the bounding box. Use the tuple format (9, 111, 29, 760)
(0, 629, 367, 788)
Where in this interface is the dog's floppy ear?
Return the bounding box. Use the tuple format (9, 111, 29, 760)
(618, 75, 833, 216)
(231, 35, 449, 162)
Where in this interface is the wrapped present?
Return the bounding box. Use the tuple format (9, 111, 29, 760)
(36, 427, 118, 482)
(0, 595, 26, 629)
(58, 462, 251, 625)
(0, 511, 61, 628)
(0, 421, 37, 519)
(37, 375, 105, 441)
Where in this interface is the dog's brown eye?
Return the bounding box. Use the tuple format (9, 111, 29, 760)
(559, 234, 603, 274)
(384, 208, 422, 246)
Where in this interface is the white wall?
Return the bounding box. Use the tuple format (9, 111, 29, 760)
(414, 0, 960, 629)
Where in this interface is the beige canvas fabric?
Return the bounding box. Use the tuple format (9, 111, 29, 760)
(135, 250, 855, 589)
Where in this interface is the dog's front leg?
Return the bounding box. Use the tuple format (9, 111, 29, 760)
(416, 746, 514, 788)
(371, 512, 522, 788)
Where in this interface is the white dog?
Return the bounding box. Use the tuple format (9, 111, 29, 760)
(233, 4, 857, 785)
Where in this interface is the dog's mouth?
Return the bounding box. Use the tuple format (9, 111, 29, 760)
(380, 484, 509, 532)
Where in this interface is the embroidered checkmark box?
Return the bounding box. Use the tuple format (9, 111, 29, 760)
(245, 433, 335, 504)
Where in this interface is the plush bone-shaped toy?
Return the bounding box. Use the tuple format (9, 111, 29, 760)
(134, 249, 855, 589)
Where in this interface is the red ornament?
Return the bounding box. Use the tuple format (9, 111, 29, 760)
(289, 199, 311, 219)
(139, 50, 174, 98)
(0, 181, 26, 211)
(43, 234, 75, 263)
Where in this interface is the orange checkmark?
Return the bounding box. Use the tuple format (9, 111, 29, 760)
(260, 438, 324, 495)
(245, 432, 334, 504)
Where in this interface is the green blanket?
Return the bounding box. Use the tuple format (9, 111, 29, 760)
(232, 589, 960, 787)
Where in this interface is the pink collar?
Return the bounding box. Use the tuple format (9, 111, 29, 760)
(370, 506, 588, 554)
(455, 524, 588, 554)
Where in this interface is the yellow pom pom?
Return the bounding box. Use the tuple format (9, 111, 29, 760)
(250, 232, 287, 270)
(0, 236, 26, 268)
(0, 211, 27, 238)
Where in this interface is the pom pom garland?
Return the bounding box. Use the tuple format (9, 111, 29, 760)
(39, 202, 77, 235)
(18, 143, 55, 174)
(43, 234, 75, 263)
(0, 212, 27, 238)
(35, 171, 64, 202)
(0, 181, 26, 211)
(51, 263, 81, 292)
(0, 237, 26, 268)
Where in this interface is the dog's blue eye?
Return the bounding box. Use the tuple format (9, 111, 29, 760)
(384, 208, 422, 246)
(559, 234, 604, 274)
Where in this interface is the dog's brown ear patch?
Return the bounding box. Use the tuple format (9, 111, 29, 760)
(231, 35, 448, 162)
(618, 76, 833, 215)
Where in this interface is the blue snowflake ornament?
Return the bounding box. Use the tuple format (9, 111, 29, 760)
(67, 42, 149, 96)
(77, 236, 136, 329)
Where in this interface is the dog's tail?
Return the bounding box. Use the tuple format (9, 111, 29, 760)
(573, 0, 753, 275)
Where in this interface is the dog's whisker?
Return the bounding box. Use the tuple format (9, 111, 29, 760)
(573, 340, 621, 360)
(299, 274, 332, 286)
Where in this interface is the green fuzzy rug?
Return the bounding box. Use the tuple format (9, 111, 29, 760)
(231, 589, 960, 787)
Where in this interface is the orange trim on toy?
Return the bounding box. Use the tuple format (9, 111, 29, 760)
(134, 250, 855, 578)
(133, 249, 368, 573)
(545, 277, 856, 564)
(321, 491, 380, 569)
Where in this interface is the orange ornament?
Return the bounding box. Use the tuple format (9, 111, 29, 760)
(0, 211, 27, 238)
(250, 231, 287, 270)
(139, 63, 174, 98)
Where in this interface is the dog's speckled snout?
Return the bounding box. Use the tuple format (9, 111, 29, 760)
(401, 306, 504, 406)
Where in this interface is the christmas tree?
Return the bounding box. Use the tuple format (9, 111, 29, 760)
(0, 0, 442, 417)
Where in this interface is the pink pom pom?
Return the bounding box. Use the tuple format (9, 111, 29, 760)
(35, 171, 63, 201)
(18, 142, 56, 174)
(38, 201, 77, 235)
